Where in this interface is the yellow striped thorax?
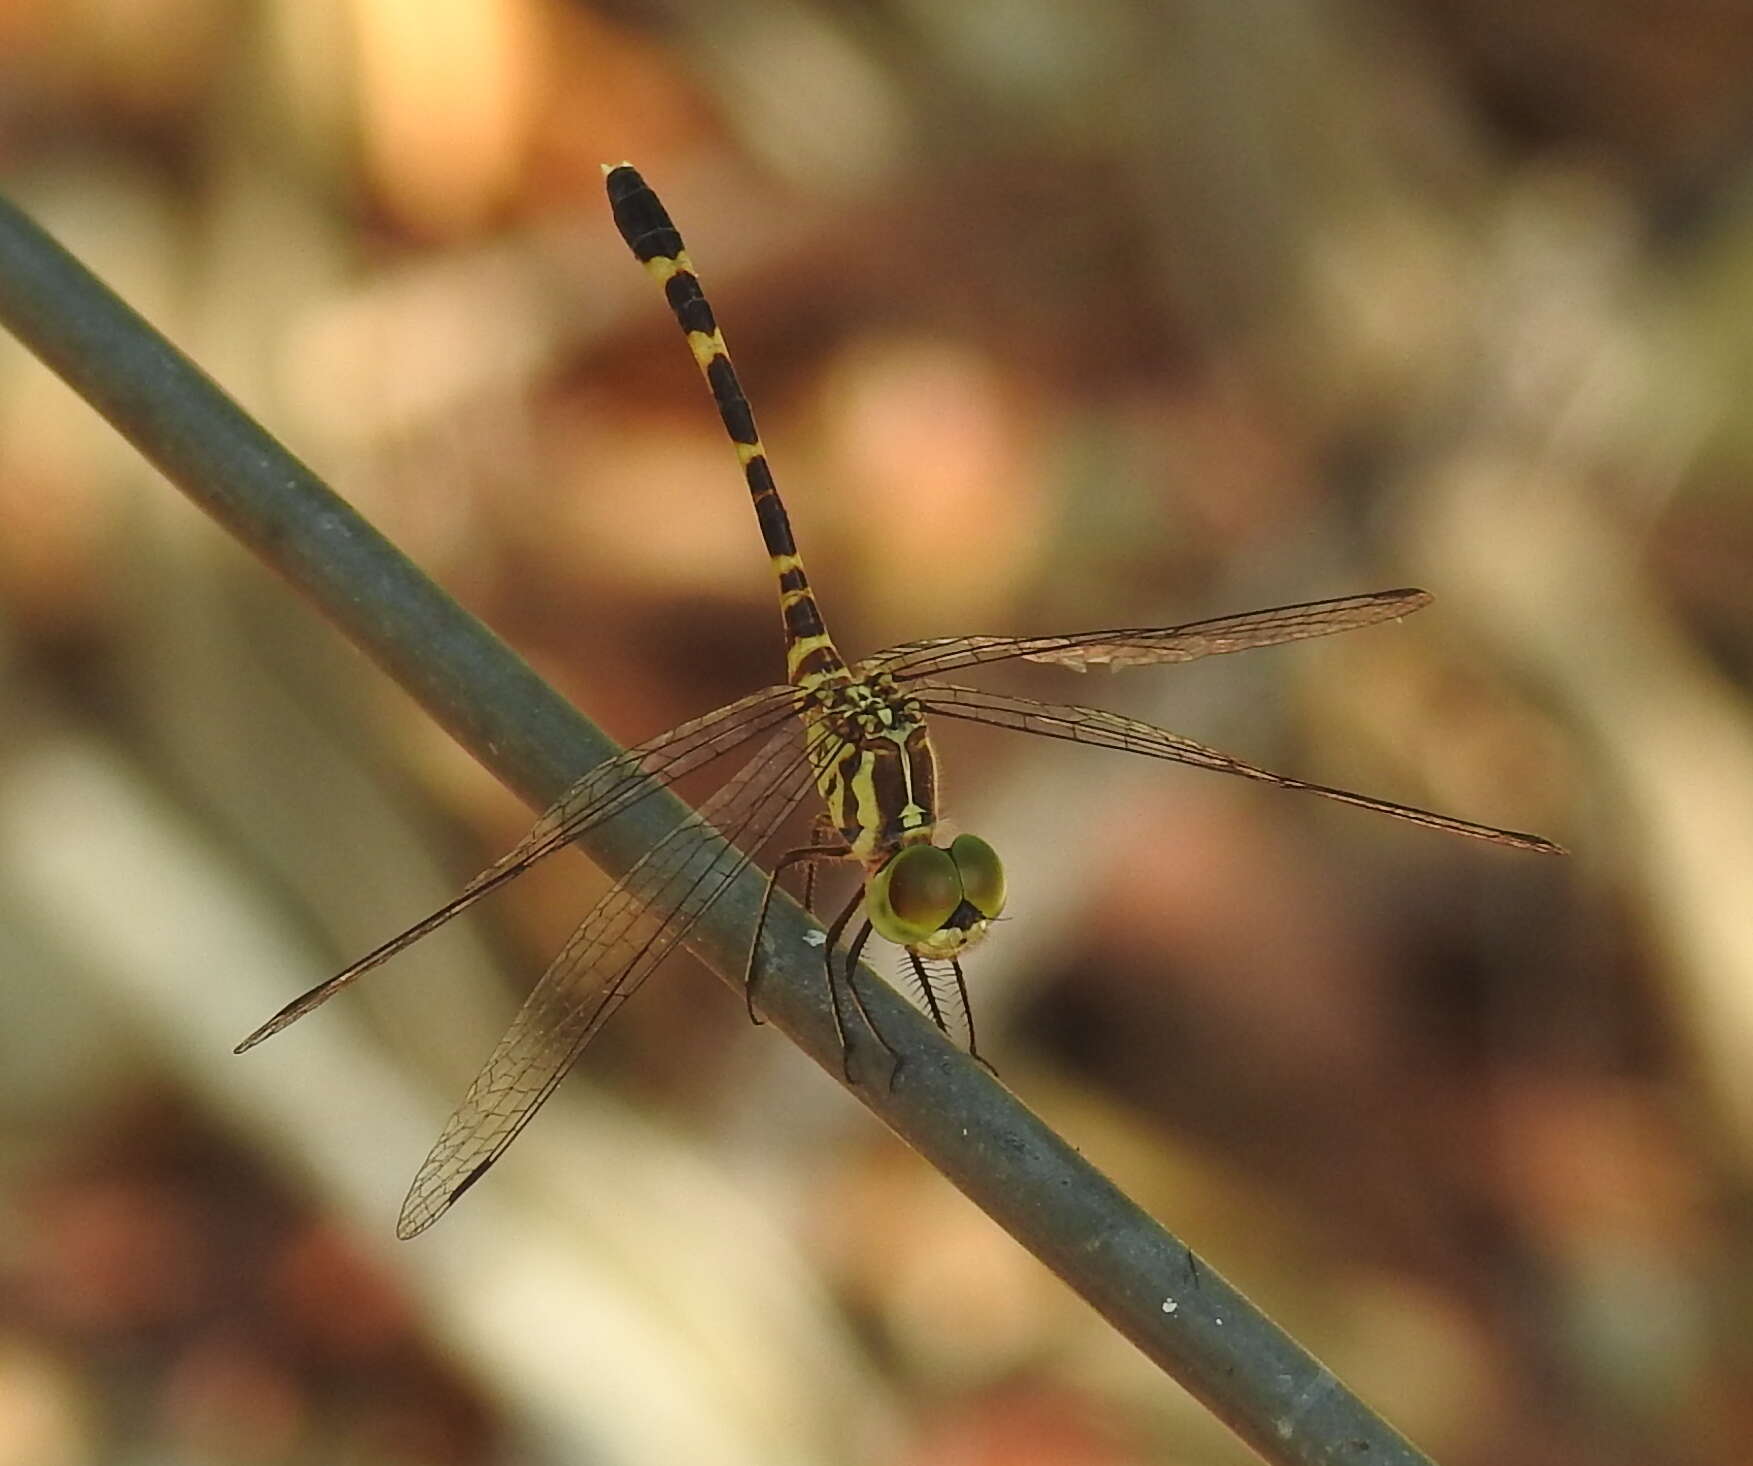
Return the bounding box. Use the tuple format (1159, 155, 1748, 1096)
(801, 669, 937, 866)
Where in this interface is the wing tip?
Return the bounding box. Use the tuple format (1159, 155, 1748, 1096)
(234, 1011, 292, 1054)
(396, 1156, 491, 1240)
(395, 1189, 437, 1241)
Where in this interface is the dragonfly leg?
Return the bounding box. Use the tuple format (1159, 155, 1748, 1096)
(904, 949, 950, 1031)
(950, 958, 997, 1077)
(818, 889, 897, 1085)
(904, 951, 997, 1077)
(797, 813, 842, 922)
(840, 916, 901, 1087)
(744, 842, 848, 1025)
(819, 888, 863, 1079)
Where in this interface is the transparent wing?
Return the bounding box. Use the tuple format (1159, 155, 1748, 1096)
(236, 682, 804, 1052)
(869, 589, 1432, 681)
(394, 718, 830, 1237)
(917, 684, 1564, 854)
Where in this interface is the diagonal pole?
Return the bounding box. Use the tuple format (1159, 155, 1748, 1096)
(0, 189, 1436, 1466)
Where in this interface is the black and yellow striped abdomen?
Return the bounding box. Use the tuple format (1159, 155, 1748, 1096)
(604, 164, 845, 693)
(604, 165, 949, 870)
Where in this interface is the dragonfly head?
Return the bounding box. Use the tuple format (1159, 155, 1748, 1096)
(867, 834, 1007, 958)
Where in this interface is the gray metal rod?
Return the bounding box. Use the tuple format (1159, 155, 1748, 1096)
(0, 189, 1435, 1466)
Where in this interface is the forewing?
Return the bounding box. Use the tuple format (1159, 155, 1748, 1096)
(917, 684, 1564, 853)
(870, 589, 1432, 681)
(394, 718, 828, 1237)
(236, 682, 803, 1052)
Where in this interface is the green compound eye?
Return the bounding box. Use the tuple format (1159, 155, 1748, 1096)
(949, 833, 1006, 919)
(868, 845, 961, 945)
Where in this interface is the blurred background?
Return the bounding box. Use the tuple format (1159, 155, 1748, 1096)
(0, 0, 1747, 1462)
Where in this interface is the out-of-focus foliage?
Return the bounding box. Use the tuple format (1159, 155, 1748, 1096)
(1, 1, 1751, 1463)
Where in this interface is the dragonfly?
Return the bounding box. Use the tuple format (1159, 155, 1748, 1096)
(238, 164, 1564, 1238)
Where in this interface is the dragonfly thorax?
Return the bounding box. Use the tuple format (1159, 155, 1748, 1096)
(805, 673, 942, 865)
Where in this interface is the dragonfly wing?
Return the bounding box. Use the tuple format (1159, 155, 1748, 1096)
(917, 684, 1564, 853)
(394, 718, 826, 1237)
(869, 589, 1432, 681)
(235, 682, 803, 1052)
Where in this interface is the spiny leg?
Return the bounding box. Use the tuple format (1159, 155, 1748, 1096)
(838, 915, 900, 1086)
(819, 888, 864, 1079)
(904, 951, 998, 1077)
(798, 810, 839, 914)
(744, 841, 848, 1025)
(904, 949, 951, 1032)
(946, 955, 996, 1076)
(816, 889, 898, 1084)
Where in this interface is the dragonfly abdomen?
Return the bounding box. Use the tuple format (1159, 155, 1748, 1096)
(605, 163, 846, 692)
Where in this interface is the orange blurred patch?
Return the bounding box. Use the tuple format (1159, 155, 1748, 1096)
(350, 0, 545, 237)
